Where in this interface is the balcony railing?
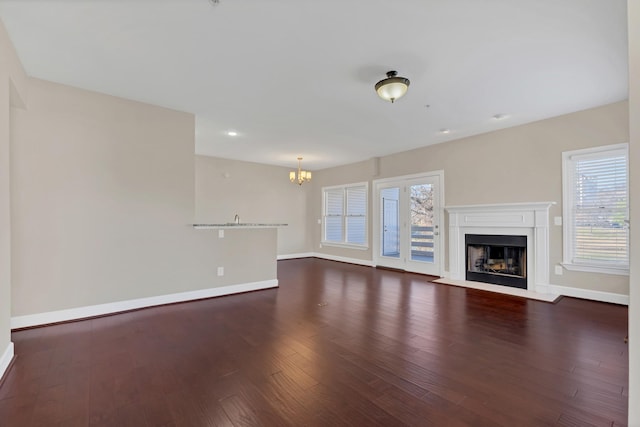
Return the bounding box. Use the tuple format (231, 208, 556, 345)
(411, 225, 434, 262)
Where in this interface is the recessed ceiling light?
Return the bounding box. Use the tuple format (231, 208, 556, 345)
(492, 114, 508, 120)
(440, 129, 451, 134)
(226, 130, 238, 137)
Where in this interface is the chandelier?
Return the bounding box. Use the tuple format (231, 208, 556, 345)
(290, 157, 312, 185)
(375, 70, 410, 103)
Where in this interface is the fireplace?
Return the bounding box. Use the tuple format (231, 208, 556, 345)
(446, 202, 555, 295)
(465, 234, 527, 289)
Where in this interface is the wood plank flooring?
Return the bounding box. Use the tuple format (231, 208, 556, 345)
(0, 258, 629, 426)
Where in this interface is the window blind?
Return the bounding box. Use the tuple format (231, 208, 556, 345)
(568, 148, 628, 267)
(323, 184, 367, 246)
(346, 186, 366, 244)
(325, 189, 344, 242)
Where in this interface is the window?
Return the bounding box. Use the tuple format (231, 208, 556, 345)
(323, 183, 368, 248)
(562, 143, 629, 275)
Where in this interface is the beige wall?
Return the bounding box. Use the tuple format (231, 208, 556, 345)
(195, 156, 311, 256)
(0, 18, 27, 363)
(627, 0, 638, 424)
(10, 78, 276, 317)
(312, 102, 629, 296)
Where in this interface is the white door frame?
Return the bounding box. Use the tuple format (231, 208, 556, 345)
(372, 170, 446, 276)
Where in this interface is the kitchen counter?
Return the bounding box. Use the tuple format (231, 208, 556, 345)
(192, 223, 287, 229)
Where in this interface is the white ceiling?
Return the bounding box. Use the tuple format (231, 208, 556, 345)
(0, 0, 628, 170)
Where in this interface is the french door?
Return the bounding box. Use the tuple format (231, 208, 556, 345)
(374, 173, 443, 276)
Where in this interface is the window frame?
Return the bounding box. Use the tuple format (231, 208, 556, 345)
(562, 143, 629, 276)
(321, 182, 368, 250)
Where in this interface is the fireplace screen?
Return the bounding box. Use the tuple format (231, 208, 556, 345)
(465, 234, 527, 289)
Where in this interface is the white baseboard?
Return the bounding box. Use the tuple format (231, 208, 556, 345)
(311, 252, 374, 267)
(278, 252, 374, 267)
(0, 342, 14, 379)
(10, 279, 278, 329)
(534, 283, 553, 294)
(547, 284, 629, 305)
(277, 252, 315, 260)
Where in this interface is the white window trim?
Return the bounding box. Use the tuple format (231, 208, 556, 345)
(321, 182, 369, 249)
(561, 143, 629, 276)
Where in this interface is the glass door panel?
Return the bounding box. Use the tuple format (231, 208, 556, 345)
(381, 187, 400, 258)
(410, 183, 434, 263)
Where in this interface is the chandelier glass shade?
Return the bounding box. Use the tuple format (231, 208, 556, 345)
(375, 70, 410, 103)
(290, 157, 312, 185)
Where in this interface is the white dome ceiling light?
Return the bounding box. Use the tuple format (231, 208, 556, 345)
(375, 70, 410, 103)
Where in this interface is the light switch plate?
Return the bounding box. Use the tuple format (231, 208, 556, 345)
(218, 230, 224, 238)
(217, 267, 224, 276)
(555, 265, 563, 275)
(554, 216, 562, 226)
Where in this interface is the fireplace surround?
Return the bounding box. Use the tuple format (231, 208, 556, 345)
(447, 202, 555, 294)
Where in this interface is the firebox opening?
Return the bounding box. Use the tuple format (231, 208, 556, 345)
(465, 234, 527, 289)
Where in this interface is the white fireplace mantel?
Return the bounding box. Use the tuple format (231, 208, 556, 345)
(446, 202, 556, 295)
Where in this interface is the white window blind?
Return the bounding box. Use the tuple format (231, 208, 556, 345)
(563, 144, 629, 274)
(325, 189, 344, 242)
(323, 184, 368, 246)
(346, 186, 366, 244)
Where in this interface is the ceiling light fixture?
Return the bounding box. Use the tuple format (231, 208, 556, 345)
(375, 70, 410, 103)
(440, 129, 451, 134)
(290, 157, 312, 186)
(226, 130, 238, 136)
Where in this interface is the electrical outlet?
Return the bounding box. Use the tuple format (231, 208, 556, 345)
(554, 265, 563, 275)
(217, 267, 224, 276)
(218, 230, 224, 238)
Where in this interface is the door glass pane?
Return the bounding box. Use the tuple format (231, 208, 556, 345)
(410, 184, 434, 263)
(381, 188, 400, 258)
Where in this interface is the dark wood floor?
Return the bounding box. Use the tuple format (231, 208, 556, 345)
(0, 258, 629, 426)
